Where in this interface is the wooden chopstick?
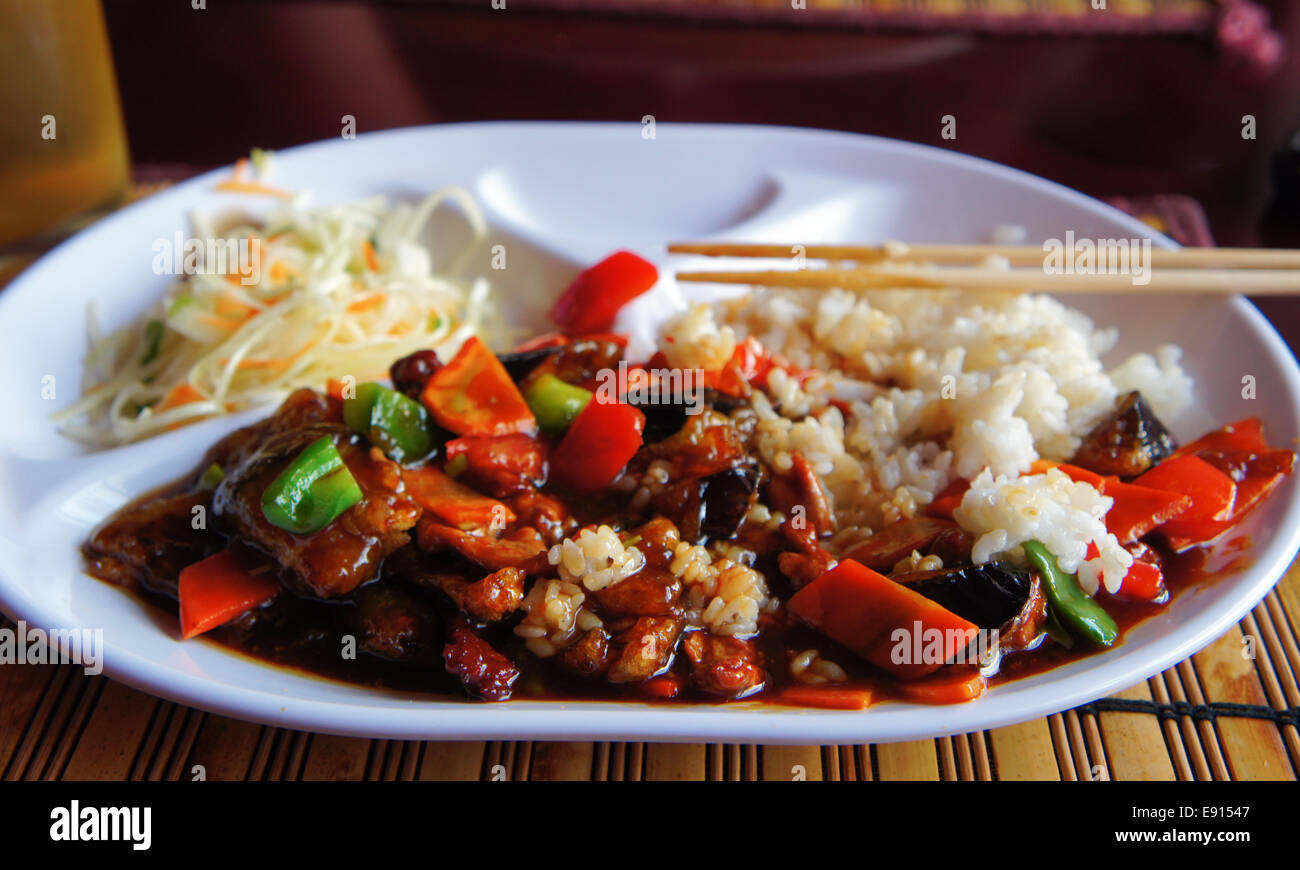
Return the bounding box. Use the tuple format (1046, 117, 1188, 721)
(674, 266, 1300, 295)
(668, 241, 1300, 270)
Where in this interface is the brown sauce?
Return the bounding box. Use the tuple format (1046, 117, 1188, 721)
(89, 476, 1254, 706)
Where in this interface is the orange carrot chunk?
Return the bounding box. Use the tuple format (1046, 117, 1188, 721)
(788, 559, 979, 681)
(421, 336, 537, 437)
(402, 465, 516, 530)
(1028, 459, 1106, 489)
(776, 685, 877, 710)
(896, 667, 987, 705)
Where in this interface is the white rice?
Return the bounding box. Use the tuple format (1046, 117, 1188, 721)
(668, 540, 770, 638)
(661, 303, 737, 371)
(954, 468, 1133, 595)
(701, 287, 1191, 536)
(513, 579, 602, 658)
(548, 525, 645, 592)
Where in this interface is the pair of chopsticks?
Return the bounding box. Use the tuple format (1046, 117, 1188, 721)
(669, 242, 1300, 295)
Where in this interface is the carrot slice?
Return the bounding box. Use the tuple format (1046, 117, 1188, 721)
(361, 240, 380, 272)
(402, 465, 516, 529)
(788, 559, 979, 681)
(775, 685, 877, 710)
(346, 291, 386, 312)
(159, 383, 205, 411)
(326, 378, 349, 401)
(421, 337, 537, 437)
(178, 550, 279, 640)
(1028, 459, 1105, 489)
(896, 667, 987, 705)
(640, 674, 684, 700)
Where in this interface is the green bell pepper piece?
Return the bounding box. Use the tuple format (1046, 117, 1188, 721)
(1022, 539, 1118, 648)
(524, 374, 592, 434)
(342, 382, 384, 434)
(342, 382, 437, 464)
(198, 462, 225, 490)
(261, 435, 363, 535)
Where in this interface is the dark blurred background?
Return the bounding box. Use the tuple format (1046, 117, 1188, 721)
(95, 0, 1300, 331)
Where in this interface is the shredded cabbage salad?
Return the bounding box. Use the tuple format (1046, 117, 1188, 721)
(55, 154, 497, 446)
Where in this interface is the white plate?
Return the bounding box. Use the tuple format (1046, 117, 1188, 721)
(2, 122, 1298, 744)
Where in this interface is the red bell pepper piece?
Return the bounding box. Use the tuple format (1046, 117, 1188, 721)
(926, 477, 971, 520)
(702, 360, 752, 398)
(511, 333, 567, 353)
(1175, 418, 1267, 457)
(1133, 454, 1237, 551)
(402, 464, 517, 529)
(732, 336, 773, 382)
(1134, 418, 1295, 548)
(550, 251, 658, 335)
(1174, 418, 1294, 531)
(703, 337, 815, 397)
(178, 549, 280, 640)
(788, 558, 979, 681)
(421, 337, 537, 437)
(1218, 448, 1294, 519)
(1115, 559, 1167, 603)
(550, 397, 645, 492)
(1102, 477, 1193, 544)
(445, 434, 548, 495)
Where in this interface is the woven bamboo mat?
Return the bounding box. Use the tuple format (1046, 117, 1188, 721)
(1, 186, 1297, 781)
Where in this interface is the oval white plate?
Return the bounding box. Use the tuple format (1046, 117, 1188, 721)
(2, 122, 1298, 744)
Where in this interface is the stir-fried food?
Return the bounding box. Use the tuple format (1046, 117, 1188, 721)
(84, 252, 1296, 708)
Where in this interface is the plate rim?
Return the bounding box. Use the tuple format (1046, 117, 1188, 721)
(3, 120, 1299, 744)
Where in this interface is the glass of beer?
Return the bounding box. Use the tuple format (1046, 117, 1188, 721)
(0, 0, 130, 250)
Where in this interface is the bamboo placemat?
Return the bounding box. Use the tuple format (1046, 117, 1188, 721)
(0, 185, 1297, 781)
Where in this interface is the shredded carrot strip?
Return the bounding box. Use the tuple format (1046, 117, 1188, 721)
(229, 340, 319, 371)
(362, 240, 380, 272)
(215, 174, 294, 199)
(215, 290, 259, 318)
(347, 292, 386, 313)
(196, 314, 248, 333)
(159, 383, 205, 411)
